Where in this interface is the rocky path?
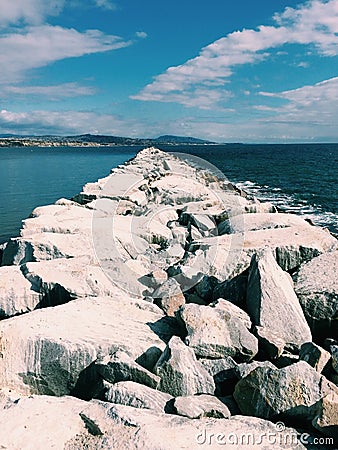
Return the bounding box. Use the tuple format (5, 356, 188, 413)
(0, 147, 337, 449)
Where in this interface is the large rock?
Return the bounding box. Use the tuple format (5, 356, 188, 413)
(178, 300, 258, 361)
(84, 402, 309, 449)
(246, 249, 312, 350)
(0, 394, 92, 450)
(0, 294, 176, 395)
(234, 361, 338, 422)
(102, 381, 172, 412)
(0, 394, 312, 450)
(154, 336, 215, 396)
(0, 265, 41, 317)
(294, 250, 338, 340)
(218, 212, 311, 235)
(187, 224, 337, 283)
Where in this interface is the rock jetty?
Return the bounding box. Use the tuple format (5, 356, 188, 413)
(0, 147, 337, 449)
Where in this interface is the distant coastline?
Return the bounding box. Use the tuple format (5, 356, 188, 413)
(0, 134, 216, 148)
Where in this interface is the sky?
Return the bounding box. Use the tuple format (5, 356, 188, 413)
(0, 0, 338, 142)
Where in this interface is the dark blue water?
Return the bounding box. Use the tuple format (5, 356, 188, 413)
(0, 144, 337, 244)
(167, 143, 338, 235)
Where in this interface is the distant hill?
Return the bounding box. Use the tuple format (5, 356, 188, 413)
(72, 134, 215, 145)
(0, 133, 217, 147)
(153, 135, 215, 144)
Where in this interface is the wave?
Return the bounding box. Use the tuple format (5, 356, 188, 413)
(235, 180, 338, 234)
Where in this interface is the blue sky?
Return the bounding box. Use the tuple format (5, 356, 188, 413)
(0, 0, 338, 142)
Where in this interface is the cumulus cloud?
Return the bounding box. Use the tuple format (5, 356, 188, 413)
(133, 0, 338, 108)
(0, 25, 131, 84)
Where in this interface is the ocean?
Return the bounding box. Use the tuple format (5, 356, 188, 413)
(0, 143, 337, 244)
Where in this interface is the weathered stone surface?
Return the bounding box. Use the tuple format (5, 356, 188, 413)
(234, 361, 338, 422)
(312, 391, 338, 441)
(91, 403, 308, 449)
(154, 336, 215, 396)
(0, 265, 41, 317)
(0, 394, 90, 450)
(173, 394, 231, 419)
(299, 342, 331, 373)
(22, 257, 120, 301)
(0, 394, 311, 450)
(218, 212, 312, 235)
(0, 294, 174, 395)
(96, 351, 160, 389)
(235, 361, 276, 379)
(254, 326, 285, 359)
(294, 250, 338, 340)
(152, 278, 186, 316)
(246, 249, 312, 350)
(102, 380, 172, 412)
(331, 346, 338, 374)
(188, 224, 337, 283)
(1, 237, 34, 266)
(178, 300, 258, 361)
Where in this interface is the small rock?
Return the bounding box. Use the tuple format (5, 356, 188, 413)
(173, 394, 231, 419)
(154, 336, 215, 396)
(254, 326, 285, 359)
(152, 278, 186, 317)
(96, 351, 160, 389)
(331, 346, 338, 374)
(299, 342, 331, 373)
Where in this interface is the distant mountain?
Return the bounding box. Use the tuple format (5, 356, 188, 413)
(68, 134, 215, 145)
(153, 135, 215, 144)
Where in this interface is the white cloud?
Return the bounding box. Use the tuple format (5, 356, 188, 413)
(0, 0, 119, 26)
(3, 82, 97, 99)
(133, 0, 338, 108)
(0, 0, 65, 26)
(0, 25, 131, 84)
(260, 76, 338, 114)
(94, 0, 117, 11)
(0, 109, 141, 136)
(135, 31, 147, 39)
